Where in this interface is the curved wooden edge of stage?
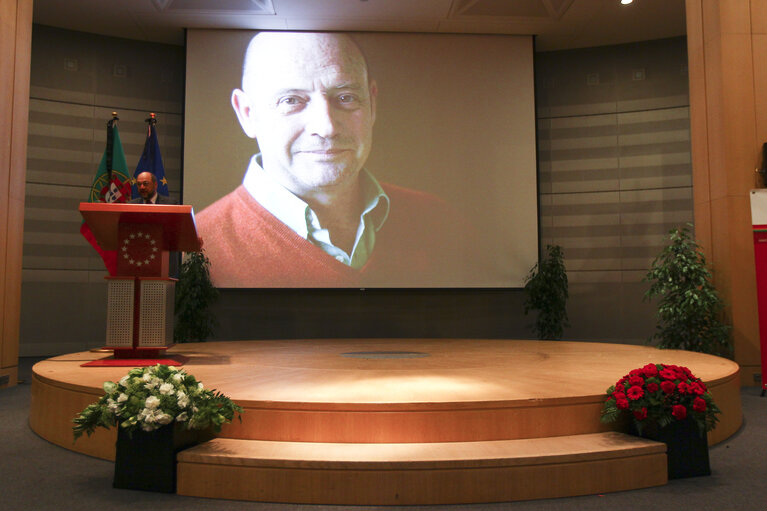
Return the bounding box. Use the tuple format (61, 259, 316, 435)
(29, 339, 742, 505)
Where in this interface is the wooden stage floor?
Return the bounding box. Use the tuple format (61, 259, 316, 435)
(29, 339, 742, 505)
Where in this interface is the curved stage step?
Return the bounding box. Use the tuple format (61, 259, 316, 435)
(29, 339, 742, 504)
(176, 432, 668, 505)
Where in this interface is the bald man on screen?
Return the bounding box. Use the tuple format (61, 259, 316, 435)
(196, 32, 487, 287)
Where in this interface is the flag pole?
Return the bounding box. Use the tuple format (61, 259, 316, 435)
(145, 112, 157, 131)
(106, 111, 119, 182)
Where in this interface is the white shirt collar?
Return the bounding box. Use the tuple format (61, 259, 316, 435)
(242, 154, 389, 240)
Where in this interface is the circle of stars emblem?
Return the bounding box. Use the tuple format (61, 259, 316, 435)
(121, 231, 159, 267)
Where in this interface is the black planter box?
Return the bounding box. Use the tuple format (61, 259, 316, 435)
(113, 425, 211, 493)
(634, 418, 711, 479)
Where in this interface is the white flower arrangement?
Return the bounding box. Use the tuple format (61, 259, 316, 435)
(73, 364, 242, 439)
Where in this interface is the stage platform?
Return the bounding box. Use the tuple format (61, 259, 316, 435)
(30, 339, 742, 505)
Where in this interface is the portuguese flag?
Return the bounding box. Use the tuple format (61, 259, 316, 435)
(80, 118, 133, 275)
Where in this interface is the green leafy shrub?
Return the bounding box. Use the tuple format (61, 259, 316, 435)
(644, 225, 732, 356)
(174, 250, 218, 342)
(523, 244, 569, 340)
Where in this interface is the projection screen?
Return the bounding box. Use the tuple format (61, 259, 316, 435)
(184, 29, 538, 289)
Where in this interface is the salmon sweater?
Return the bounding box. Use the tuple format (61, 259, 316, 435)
(196, 184, 483, 288)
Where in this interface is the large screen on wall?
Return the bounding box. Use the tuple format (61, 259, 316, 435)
(184, 29, 538, 289)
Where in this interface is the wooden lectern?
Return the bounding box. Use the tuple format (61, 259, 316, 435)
(79, 203, 201, 365)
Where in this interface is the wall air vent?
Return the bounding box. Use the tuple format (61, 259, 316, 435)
(450, 0, 574, 19)
(151, 0, 274, 15)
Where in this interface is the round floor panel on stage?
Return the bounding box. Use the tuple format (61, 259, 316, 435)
(30, 339, 742, 460)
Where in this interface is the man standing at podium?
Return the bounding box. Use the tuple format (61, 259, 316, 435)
(129, 171, 177, 205)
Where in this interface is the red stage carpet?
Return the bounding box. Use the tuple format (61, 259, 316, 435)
(30, 339, 741, 505)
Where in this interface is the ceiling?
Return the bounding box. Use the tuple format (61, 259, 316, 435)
(32, 0, 687, 52)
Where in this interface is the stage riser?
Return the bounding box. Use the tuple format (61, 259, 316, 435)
(30, 374, 115, 460)
(176, 452, 668, 505)
(220, 403, 615, 442)
(29, 341, 744, 461)
(29, 371, 742, 457)
(28, 339, 742, 503)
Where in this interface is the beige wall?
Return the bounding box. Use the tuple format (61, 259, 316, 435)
(536, 37, 693, 345)
(0, 0, 32, 388)
(686, 0, 765, 386)
(20, 26, 184, 356)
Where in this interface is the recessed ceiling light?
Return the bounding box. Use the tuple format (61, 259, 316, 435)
(621, 0, 634, 5)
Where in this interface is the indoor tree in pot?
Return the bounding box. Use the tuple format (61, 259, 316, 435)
(523, 244, 569, 340)
(643, 224, 732, 356)
(174, 249, 219, 343)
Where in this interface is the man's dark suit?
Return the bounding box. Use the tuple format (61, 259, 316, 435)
(128, 195, 178, 204)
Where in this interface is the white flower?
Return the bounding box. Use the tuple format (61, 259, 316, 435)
(117, 393, 128, 403)
(118, 375, 129, 387)
(103, 381, 117, 394)
(176, 412, 188, 422)
(172, 373, 183, 383)
(142, 373, 152, 382)
(159, 383, 175, 395)
(106, 398, 118, 413)
(157, 413, 173, 425)
(176, 392, 189, 408)
(144, 396, 160, 410)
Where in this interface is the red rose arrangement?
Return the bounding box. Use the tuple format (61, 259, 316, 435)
(600, 363, 721, 436)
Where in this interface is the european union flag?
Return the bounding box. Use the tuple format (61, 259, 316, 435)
(133, 114, 169, 197)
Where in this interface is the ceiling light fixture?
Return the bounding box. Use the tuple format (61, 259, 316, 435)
(621, 0, 634, 5)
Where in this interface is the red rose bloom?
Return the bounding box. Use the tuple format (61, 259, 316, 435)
(693, 397, 707, 412)
(678, 382, 689, 394)
(633, 407, 648, 420)
(627, 385, 644, 400)
(672, 404, 688, 420)
(646, 382, 659, 393)
(614, 383, 625, 393)
(628, 375, 644, 387)
(660, 381, 676, 394)
(616, 398, 630, 410)
(659, 367, 677, 380)
(690, 382, 706, 395)
(629, 369, 644, 378)
(642, 364, 659, 377)
(612, 392, 626, 401)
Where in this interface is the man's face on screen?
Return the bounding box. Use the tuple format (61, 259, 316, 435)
(232, 32, 377, 200)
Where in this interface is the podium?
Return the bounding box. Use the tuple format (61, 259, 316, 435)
(749, 190, 767, 394)
(79, 203, 201, 365)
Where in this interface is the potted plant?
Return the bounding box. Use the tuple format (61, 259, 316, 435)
(73, 364, 242, 492)
(523, 244, 569, 340)
(174, 249, 219, 342)
(600, 362, 721, 479)
(644, 225, 732, 356)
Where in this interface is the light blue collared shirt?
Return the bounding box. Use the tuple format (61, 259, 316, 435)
(242, 155, 390, 269)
